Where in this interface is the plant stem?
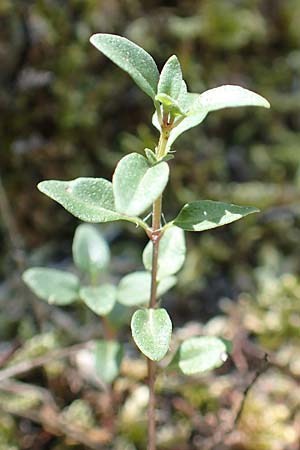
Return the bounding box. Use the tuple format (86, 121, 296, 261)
(147, 129, 169, 450)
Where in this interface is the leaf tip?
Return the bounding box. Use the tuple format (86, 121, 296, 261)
(37, 180, 47, 193)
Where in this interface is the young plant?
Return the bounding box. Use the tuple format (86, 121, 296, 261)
(23, 34, 270, 450)
(23, 223, 123, 384)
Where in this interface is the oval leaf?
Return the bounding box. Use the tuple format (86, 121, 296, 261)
(80, 285, 116, 316)
(95, 340, 123, 384)
(113, 153, 169, 217)
(38, 178, 123, 223)
(157, 55, 182, 99)
(90, 33, 159, 99)
(117, 271, 177, 306)
(72, 224, 110, 277)
(131, 308, 172, 361)
(173, 200, 259, 232)
(198, 85, 270, 113)
(178, 336, 228, 375)
(143, 226, 186, 279)
(23, 268, 79, 305)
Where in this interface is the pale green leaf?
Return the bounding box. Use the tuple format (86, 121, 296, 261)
(173, 200, 259, 232)
(113, 153, 169, 216)
(95, 340, 123, 384)
(178, 336, 228, 375)
(155, 93, 185, 116)
(153, 85, 270, 149)
(90, 33, 159, 99)
(157, 55, 182, 99)
(131, 308, 172, 361)
(177, 80, 188, 110)
(23, 268, 79, 305)
(38, 178, 122, 223)
(117, 271, 177, 306)
(143, 226, 186, 279)
(144, 148, 157, 165)
(72, 224, 110, 277)
(197, 85, 270, 113)
(80, 284, 116, 316)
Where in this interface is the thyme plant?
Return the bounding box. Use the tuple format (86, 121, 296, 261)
(23, 34, 270, 450)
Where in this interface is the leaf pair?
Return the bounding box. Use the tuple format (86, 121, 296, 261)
(23, 224, 116, 316)
(153, 84, 270, 149)
(38, 153, 169, 225)
(90, 33, 270, 151)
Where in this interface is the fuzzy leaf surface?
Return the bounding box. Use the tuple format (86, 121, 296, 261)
(197, 85, 270, 113)
(72, 224, 110, 277)
(143, 226, 186, 279)
(38, 178, 123, 223)
(23, 268, 79, 305)
(80, 285, 116, 316)
(95, 340, 123, 384)
(131, 308, 172, 361)
(178, 336, 227, 375)
(113, 153, 169, 216)
(117, 271, 176, 306)
(90, 33, 159, 99)
(157, 55, 182, 99)
(174, 200, 259, 232)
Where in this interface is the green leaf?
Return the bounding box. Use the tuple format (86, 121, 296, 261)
(153, 85, 270, 149)
(131, 308, 172, 361)
(38, 178, 123, 223)
(177, 336, 228, 375)
(72, 224, 110, 278)
(177, 80, 188, 108)
(113, 153, 169, 217)
(80, 284, 116, 316)
(157, 55, 182, 99)
(155, 93, 185, 116)
(95, 340, 123, 384)
(23, 268, 79, 305)
(197, 85, 270, 113)
(90, 33, 159, 99)
(144, 148, 157, 165)
(173, 200, 259, 232)
(117, 271, 177, 306)
(143, 226, 186, 279)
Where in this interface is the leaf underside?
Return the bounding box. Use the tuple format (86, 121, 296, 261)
(131, 308, 172, 361)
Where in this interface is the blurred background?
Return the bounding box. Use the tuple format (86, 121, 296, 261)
(1, 0, 300, 449)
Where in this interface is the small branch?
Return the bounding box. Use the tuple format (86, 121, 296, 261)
(0, 341, 93, 382)
(146, 129, 170, 450)
(234, 353, 269, 426)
